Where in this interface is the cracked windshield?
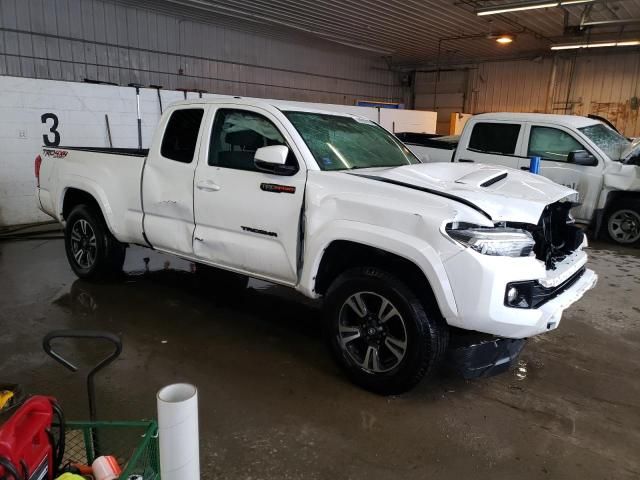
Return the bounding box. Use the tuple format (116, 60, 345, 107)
(579, 123, 630, 160)
(284, 111, 419, 170)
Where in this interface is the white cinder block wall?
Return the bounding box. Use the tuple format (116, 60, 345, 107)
(0, 76, 180, 225)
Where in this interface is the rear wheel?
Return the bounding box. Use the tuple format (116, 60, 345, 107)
(605, 201, 640, 245)
(64, 205, 126, 280)
(325, 266, 448, 395)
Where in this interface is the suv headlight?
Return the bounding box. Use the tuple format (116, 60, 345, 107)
(446, 225, 535, 257)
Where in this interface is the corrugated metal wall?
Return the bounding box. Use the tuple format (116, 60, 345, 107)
(415, 51, 640, 137)
(415, 69, 470, 134)
(472, 59, 553, 115)
(551, 53, 640, 137)
(0, 0, 403, 105)
(475, 53, 640, 137)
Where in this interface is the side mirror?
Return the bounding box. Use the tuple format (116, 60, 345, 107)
(254, 145, 297, 175)
(568, 150, 597, 166)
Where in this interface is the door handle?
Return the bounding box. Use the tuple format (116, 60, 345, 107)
(520, 166, 530, 170)
(458, 159, 474, 163)
(196, 180, 220, 192)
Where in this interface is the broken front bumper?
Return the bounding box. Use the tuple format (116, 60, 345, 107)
(447, 333, 527, 379)
(443, 247, 598, 338)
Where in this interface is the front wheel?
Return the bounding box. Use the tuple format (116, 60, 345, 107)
(605, 201, 640, 245)
(64, 205, 126, 280)
(324, 267, 448, 395)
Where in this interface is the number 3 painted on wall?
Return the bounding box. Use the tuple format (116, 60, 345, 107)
(41, 113, 60, 147)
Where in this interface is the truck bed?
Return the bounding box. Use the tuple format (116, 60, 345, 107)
(56, 146, 149, 157)
(37, 146, 147, 245)
(396, 132, 459, 150)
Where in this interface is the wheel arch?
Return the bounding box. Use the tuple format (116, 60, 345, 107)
(60, 185, 115, 236)
(303, 228, 458, 321)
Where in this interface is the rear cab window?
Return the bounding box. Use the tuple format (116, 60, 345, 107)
(468, 122, 521, 155)
(160, 108, 205, 163)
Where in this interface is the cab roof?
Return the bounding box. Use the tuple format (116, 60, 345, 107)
(171, 95, 371, 119)
(472, 112, 600, 128)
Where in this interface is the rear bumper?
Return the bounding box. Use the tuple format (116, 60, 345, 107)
(447, 333, 526, 379)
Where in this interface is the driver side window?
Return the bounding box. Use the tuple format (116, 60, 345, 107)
(208, 109, 298, 172)
(528, 126, 585, 162)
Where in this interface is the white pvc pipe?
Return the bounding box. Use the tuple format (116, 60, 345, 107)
(157, 383, 200, 480)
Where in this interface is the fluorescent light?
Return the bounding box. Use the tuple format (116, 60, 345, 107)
(478, 2, 557, 15)
(477, 0, 595, 16)
(559, 0, 593, 4)
(586, 42, 616, 48)
(551, 40, 640, 50)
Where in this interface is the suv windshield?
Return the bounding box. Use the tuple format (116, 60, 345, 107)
(284, 111, 420, 171)
(579, 123, 630, 161)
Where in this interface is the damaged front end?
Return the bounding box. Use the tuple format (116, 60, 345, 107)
(528, 201, 585, 270)
(500, 200, 589, 310)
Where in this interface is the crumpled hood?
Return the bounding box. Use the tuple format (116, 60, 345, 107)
(350, 163, 577, 224)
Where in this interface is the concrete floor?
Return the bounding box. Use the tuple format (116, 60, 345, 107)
(1, 238, 639, 479)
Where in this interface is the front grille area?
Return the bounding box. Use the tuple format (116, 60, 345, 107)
(530, 201, 584, 270)
(505, 267, 586, 309)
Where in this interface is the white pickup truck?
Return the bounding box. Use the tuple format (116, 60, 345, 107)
(35, 98, 597, 394)
(401, 113, 640, 245)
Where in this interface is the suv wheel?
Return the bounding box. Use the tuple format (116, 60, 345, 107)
(325, 266, 448, 395)
(606, 201, 640, 245)
(64, 205, 126, 280)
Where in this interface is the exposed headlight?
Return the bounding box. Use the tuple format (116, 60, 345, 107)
(446, 225, 535, 257)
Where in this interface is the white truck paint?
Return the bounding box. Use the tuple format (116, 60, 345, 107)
(36, 99, 597, 393)
(403, 113, 640, 245)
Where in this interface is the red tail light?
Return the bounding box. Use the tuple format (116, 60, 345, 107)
(35, 154, 42, 187)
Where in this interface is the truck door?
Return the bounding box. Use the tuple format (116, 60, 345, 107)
(457, 121, 525, 169)
(522, 123, 604, 222)
(142, 106, 206, 255)
(192, 105, 306, 284)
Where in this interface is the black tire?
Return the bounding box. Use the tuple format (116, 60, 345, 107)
(64, 204, 126, 280)
(324, 266, 448, 395)
(195, 263, 249, 300)
(604, 200, 640, 246)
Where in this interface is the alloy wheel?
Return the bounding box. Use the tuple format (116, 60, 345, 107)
(338, 291, 408, 373)
(70, 219, 98, 268)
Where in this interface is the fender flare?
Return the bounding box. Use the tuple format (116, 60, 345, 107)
(299, 220, 459, 320)
(58, 177, 118, 237)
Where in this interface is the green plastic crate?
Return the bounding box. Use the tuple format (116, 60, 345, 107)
(62, 420, 159, 479)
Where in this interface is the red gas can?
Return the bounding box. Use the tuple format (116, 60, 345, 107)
(0, 396, 59, 480)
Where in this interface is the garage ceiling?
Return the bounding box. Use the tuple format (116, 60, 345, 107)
(116, 0, 640, 65)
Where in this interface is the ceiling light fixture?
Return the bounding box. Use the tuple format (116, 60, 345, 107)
(496, 34, 515, 44)
(551, 40, 640, 49)
(477, 0, 595, 16)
